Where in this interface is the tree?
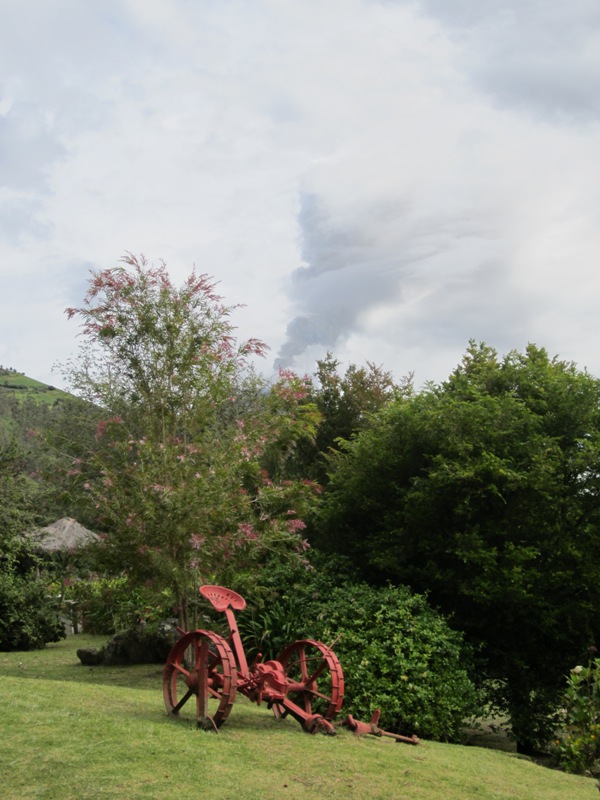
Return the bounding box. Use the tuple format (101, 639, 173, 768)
(63, 255, 320, 628)
(276, 353, 408, 484)
(315, 341, 600, 751)
(0, 443, 64, 650)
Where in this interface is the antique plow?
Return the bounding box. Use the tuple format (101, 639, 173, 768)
(163, 585, 344, 734)
(163, 584, 419, 743)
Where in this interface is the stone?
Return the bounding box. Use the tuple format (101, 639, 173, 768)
(76, 647, 104, 666)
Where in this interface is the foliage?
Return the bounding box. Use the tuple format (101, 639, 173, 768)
(0, 442, 41, 534)
(0, 363, 106, 543)
(278, 353, 408, 484)
(0, 442, 64, 650)
(0, 369, 73, 456)
(234, 556, 477, 742)
(0, 372, 94, 527)
(554, 658, 600, 775)
(235, 550, 360, 661)
(314, 353, 408, 441)
(0, 556, 65, 650)
(63, 576, 174, 635)
(62, 254, 321, 628)
(0, 537, 64, 652)
(315, 341, 600, 751)
(305, 583, 479, 742)
(40, 396, 105, 529)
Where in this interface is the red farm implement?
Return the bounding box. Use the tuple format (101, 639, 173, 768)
(163, 584, 419, 744)
(163, 585, 343, 734)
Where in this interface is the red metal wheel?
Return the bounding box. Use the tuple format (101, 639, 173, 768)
(163, 630, 237, 730)
(276, 639, 344, 722)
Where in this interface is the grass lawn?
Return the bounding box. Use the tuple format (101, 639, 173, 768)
(0, 635, 597, 800)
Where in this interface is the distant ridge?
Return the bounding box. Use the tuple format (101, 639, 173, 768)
(0, 367, 69, 401)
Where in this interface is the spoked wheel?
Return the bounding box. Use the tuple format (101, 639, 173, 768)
(275, 639, 344, 723)
(163, 630, 237, 730)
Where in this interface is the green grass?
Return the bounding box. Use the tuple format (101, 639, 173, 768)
(0, 636, 597, 800)
(1, 373, 49, 389)
(0, 371, 71, 404)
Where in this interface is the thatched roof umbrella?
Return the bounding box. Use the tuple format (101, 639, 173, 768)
(28, 517, 100, 552)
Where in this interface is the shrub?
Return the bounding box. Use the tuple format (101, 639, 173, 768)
(0, 567, 64, 650)
(64, 576, 174, 635)
(238, 560, 478, 743)
(553, 659, 600, 775)
(305, 583, 479, 742)
(235, 551, 359, 661)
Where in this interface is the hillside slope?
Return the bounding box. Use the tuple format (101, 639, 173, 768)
(0, 367, 70, 404)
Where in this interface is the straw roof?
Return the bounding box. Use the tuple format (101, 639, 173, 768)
(29, 517, 100, 552)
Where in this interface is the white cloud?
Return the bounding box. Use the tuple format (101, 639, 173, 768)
(0, 0, 599, 390)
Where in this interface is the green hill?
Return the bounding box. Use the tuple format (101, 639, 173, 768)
(0, 366, 84, 459)
(0, 367, 71, 405)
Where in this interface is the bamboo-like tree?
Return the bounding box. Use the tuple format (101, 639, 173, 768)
(64, 254, 320, 628)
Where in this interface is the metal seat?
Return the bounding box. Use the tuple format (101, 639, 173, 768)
(199, 584, 247, 611)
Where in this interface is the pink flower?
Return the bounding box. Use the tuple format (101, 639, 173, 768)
(190, 534, 205, 550)
(287, 519, 307, 533)
(238, 522, 259, 540)
(95, 415, 124, 441)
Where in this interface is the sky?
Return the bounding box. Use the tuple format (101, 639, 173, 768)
(1, 0, 600, 391)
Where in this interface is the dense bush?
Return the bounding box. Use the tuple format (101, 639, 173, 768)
(235, 551, 359, 661)
(64, 576, 174, 635)
(0, 441, 65, 651)
(306, 584, 479, 742)
(237, 559, 478, 742)
(553, 659, 600, 775)
(0, 564, 64, 650)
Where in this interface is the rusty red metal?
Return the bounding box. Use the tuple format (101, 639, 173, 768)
(163, 584, 418, 745)
(342, 710, 420, 745)
(163, 584, 343, 734)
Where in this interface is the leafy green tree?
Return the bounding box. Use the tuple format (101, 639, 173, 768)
(0, 443, 64, 650)
(316, 341, 600, 751)
(276, 353, 407, 484)
(0, 444, 40, 535)
(63, 255, 320, 628)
